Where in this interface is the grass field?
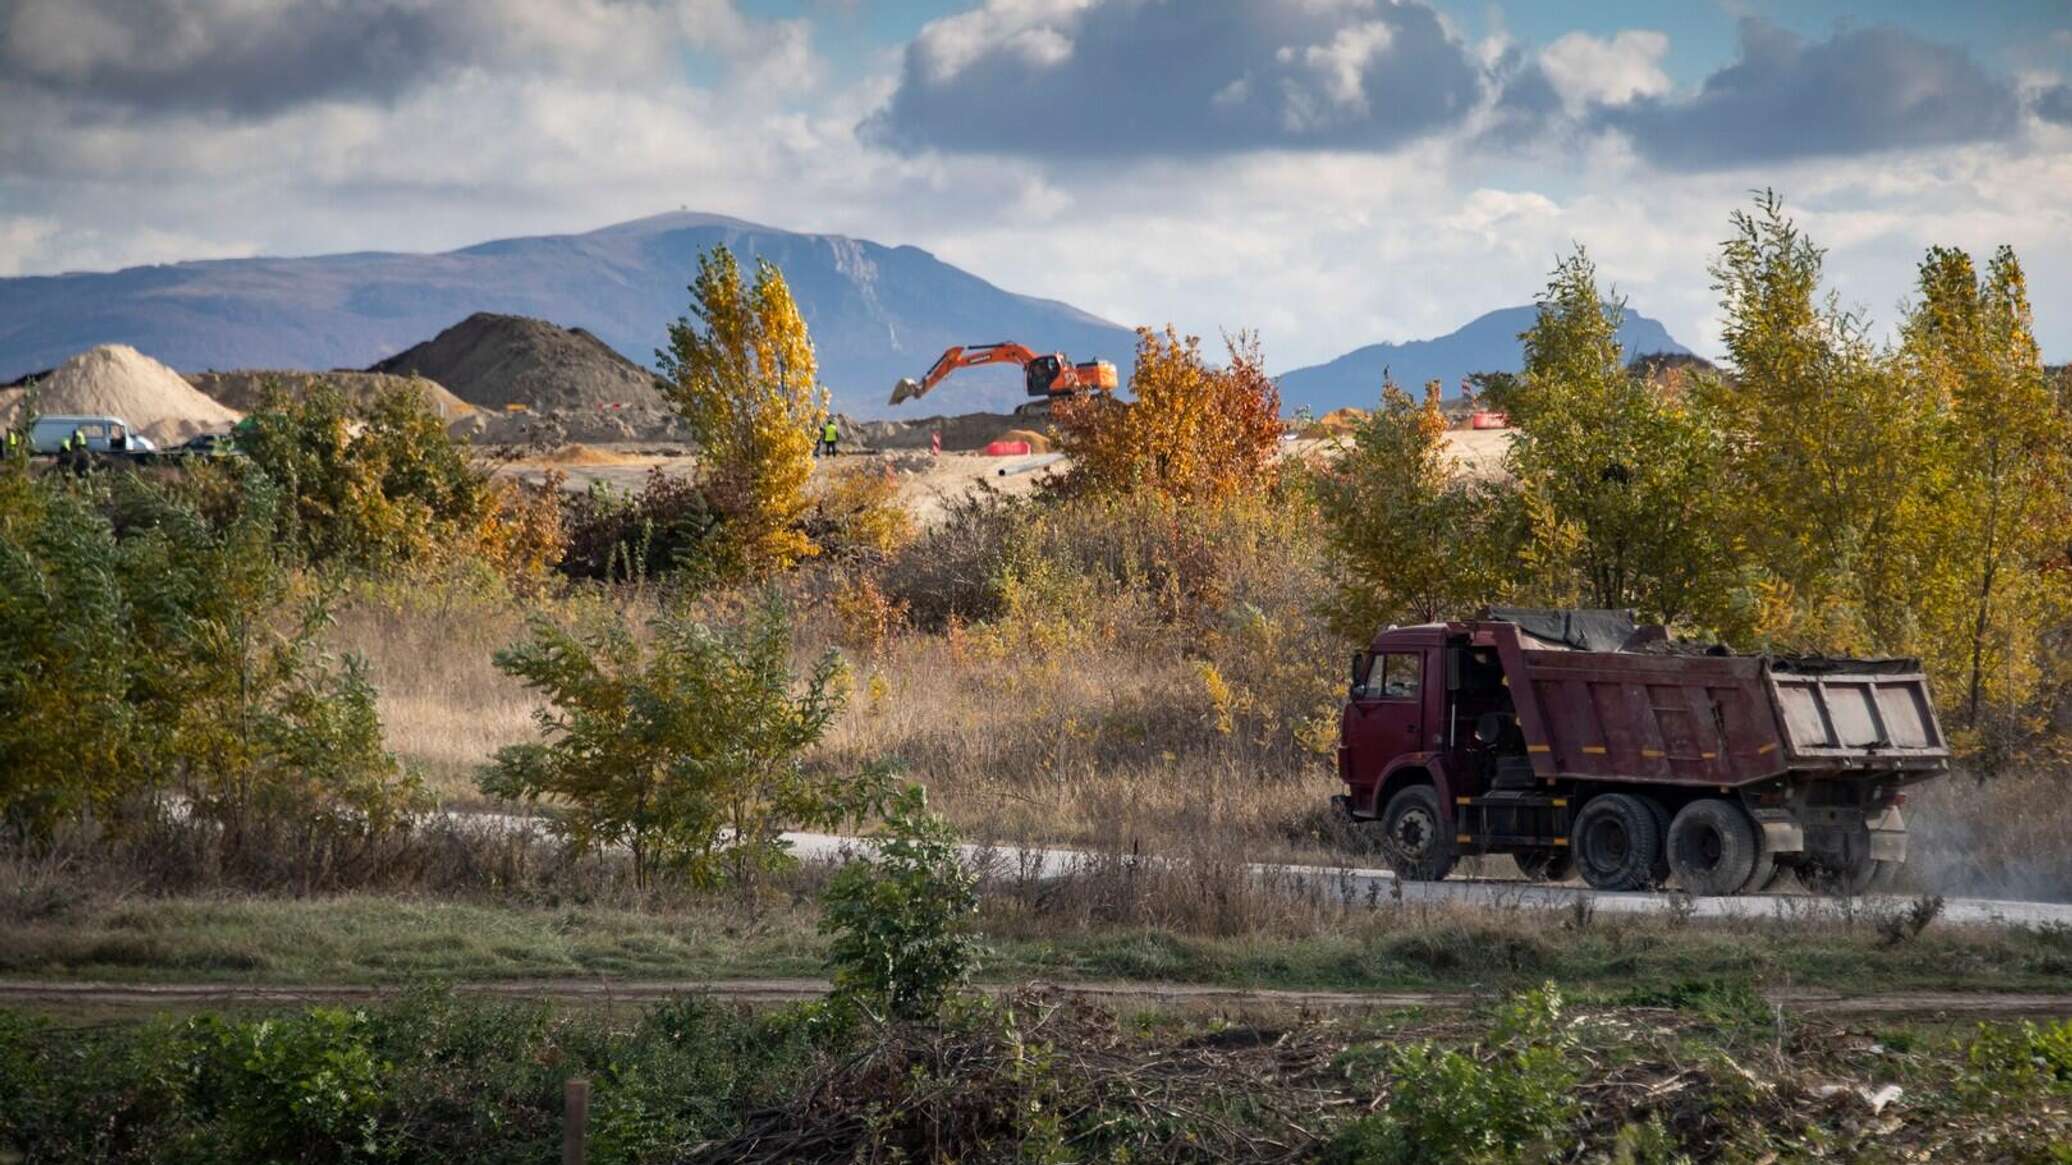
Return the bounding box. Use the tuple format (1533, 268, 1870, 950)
(7, 884, 2071, 997)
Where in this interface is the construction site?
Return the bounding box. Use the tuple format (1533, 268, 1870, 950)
(4, 188, 2071, 1165)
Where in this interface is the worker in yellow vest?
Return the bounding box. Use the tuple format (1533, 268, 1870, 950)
(819, 417, 839, 458)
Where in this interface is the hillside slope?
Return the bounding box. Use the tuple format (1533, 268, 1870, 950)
(0, 212, 1137, 418)
(1276, 305, 1692, 412)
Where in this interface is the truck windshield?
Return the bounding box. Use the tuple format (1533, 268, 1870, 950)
(1374, 653, 1420, 699)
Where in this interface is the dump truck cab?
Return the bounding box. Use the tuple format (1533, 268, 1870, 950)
(1335, 610, 1948, 895)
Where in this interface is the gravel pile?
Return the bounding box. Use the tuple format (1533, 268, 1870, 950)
(3, 344, 240, 443)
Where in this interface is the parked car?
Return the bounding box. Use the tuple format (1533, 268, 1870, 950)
(27, 414, 159, 458)
(174, 431, 242, 460)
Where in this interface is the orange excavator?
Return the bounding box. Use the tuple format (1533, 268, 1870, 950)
(889, 342, 1119, 413)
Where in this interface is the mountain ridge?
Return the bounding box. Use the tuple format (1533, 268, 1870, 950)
(0, 212, 1697, 419)
(1276, 304, 1692, 413)
(0, 213, 1138, 418)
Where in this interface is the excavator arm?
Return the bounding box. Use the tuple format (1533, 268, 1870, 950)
(890, 342, 1041, 406)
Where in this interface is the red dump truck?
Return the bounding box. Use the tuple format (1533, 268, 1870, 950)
(1334, 609, 1949, 895)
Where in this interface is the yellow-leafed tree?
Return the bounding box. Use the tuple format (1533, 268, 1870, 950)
(1052, 326, 1283, 503)
(1904, 245, 2072, 737)
(658, 246, 826, 576)
(1702, 191, 1937, 655)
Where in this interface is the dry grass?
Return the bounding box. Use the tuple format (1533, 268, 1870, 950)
(1904, 765, 2072, 901)
(323, 494, 2072, 904)
(331, 574, 539, 804)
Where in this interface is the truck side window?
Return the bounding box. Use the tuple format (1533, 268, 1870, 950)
(1378, 653, 1420, 699)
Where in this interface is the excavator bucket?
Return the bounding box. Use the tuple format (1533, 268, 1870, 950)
(889, 377, 924, 406)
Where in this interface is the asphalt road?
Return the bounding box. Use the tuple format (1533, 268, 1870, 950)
(780, 830, 2072, 929)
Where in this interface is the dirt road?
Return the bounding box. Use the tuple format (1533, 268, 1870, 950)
(492, 447, 1056, 527)
(5, 977, 2069, 1020)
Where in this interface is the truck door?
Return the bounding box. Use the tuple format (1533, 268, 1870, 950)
(1347, 650, 1427, 794)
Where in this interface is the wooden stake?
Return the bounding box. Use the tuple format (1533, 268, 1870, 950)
(563, 1077, 590, 1165)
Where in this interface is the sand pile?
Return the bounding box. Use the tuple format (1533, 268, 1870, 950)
(189, 370, 475, 423)
(369, 313, 681, 442)
(1307, 407, 1368, 435)
(7, 345, 241, 443)
(996, 428, 1052, 452)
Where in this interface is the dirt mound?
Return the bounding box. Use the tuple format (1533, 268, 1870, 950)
(368, 313, 686, 442)
(188, 370, 474, 422)
(840, 411, 1041, 453)
(1308, 407, 1367, 435)
(8, 345, 241, 443)
(369, 313, 662, 412)
(996, 428, 1052, 453)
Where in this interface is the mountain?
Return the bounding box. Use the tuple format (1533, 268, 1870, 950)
(0, 212, 1136, 418)
(1275, 305, 1692, 413)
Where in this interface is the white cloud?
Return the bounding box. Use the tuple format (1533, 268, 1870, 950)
(906, 0, 1091, 84)
(1296, 21, 1396, 112)
(3, 0, 2071, 380)
(1536, 29, 1670, 110)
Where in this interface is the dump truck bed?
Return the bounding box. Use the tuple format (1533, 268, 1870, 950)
(1475, 623, 1950, 788)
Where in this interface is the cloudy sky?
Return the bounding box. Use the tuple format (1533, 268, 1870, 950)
(3, 0, 2070, 368)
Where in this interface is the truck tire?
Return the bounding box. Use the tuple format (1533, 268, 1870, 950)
(1514, 849, 1572, 882)
(1571, 794, 1661, 892)
(1665, 799, 1760, 896)
(1641, 796, 1672, 888)
(1740, 844, 1779, 894)
(1378, 785, 1457, 882)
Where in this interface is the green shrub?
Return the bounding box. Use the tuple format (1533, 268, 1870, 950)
(1328, 984, 1579, 1165)
(188, 1007, 390, 1162)
(0, 470, 418, 841)
(483, 596, 892, 891)
(238, 381, 496, 571)
(1960, 1017, 2072, 1106)
(820, 784, 981, 1021)
(0, 992, 833, 1165)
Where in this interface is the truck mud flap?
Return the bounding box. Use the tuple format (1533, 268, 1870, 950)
(1750, 808, 1804, 854)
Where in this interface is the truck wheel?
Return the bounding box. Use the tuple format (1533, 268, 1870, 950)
(1641, 796, 1672, 888)
(1379, 785, 1457, 882)
(1514, 849, 1572, 883)
(1740, 843, 1779, 894)
(1571, 794, 1661, 892)
(1665, 799, 1759, 896)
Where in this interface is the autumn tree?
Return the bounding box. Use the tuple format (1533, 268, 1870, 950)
(657, 247, 825, 576)
(1497, 249, 1738, 626)
(1702, 191, 1936, 653)
(1316, 379, 1502, 632)
(1903, 245, 2072, 731)
(1052, 327, 1283, 502)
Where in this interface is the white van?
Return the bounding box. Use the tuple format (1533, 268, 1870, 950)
(27, 415, 160, 456)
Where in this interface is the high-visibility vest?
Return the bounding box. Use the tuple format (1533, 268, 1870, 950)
(823, 423, 838, 441)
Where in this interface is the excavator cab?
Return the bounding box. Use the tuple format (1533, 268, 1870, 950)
(1024, 354, 1063, 398)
